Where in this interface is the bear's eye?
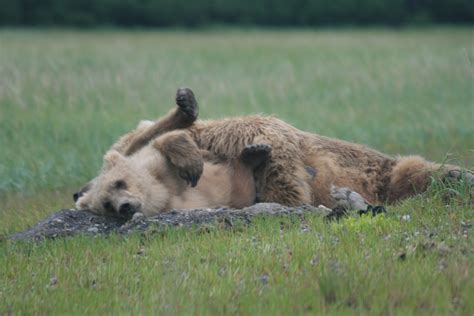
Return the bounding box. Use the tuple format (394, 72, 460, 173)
(103, 201, 115, 213)
(113, 180, 127, 190)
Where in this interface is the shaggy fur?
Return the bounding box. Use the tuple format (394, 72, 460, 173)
(75, 88, 473, 214)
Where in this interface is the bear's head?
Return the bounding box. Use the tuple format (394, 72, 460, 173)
(75, 150, 172, 218)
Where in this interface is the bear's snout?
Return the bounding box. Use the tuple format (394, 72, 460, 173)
(118, 202, 140, 218)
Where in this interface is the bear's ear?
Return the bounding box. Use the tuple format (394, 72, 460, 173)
(103, 150, 125, 170)
(76, 191, 92, 210)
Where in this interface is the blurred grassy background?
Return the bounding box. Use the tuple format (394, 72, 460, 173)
(1, 27, 472, 199)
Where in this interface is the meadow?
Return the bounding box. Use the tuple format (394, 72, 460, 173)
(0, 28, 473, 314)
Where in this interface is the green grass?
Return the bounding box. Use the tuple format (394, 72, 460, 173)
(1, 196, 473, 314)
(0, 27, 473, 314)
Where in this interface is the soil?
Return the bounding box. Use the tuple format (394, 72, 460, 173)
(8, 203, 329, 241)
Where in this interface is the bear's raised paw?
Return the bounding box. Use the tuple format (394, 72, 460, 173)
(175, 87, 198, 121)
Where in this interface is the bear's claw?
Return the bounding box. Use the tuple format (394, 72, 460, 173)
(243, 144, 272, 154)
(178, 164, 203, 188)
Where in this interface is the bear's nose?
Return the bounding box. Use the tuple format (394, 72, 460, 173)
(118, 203, 136, 218)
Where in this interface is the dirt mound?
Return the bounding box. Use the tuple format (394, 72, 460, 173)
(9, 203, 327, 241)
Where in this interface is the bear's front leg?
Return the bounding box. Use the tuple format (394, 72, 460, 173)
(73, 88, 199, 203)
(123, 87, 199, 156)
(152, 131, 204, 187)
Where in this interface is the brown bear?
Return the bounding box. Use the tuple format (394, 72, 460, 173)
(76, 125, 272, 217)
(75, 88, 473, 214)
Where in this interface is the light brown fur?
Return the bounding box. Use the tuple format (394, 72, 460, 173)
(75, 88, 473, 215)
(76, 129, 264, 217)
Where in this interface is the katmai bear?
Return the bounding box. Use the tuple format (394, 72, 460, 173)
(75, 88, 473, 216)
(76, 127, 271, 217)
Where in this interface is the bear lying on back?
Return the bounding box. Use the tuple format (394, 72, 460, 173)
(76, 124, 271, 217)
(75, 88, 473, 216)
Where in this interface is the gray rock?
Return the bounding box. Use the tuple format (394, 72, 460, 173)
(8, 203, 324, 241)
(331, 186, 369, 211)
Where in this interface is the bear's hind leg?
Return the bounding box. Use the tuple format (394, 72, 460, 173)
(386, 155, 473, 203)
(238, 144, 272, 204)
(256, 162, 313, 206)
(123, 87, 199, 155)
(240, 144, 272, 170)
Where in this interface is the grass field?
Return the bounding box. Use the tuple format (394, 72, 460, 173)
(0, 28, 473, 314)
